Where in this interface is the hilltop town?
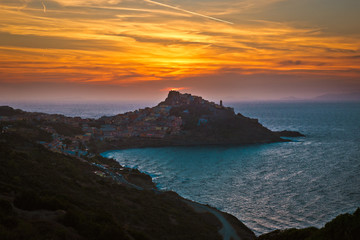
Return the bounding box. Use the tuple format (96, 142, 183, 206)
(98, 90, 236, 139)
(0, 91, 294, 156)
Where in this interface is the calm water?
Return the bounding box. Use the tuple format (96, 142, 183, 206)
(102, 102, 360, 235)
(1, 102, 151, 119)
(4, 101, 360, 235)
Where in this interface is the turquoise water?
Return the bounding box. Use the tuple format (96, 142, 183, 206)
(102, 102, 360, 235)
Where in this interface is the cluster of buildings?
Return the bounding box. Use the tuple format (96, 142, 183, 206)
(99, 104, 182, 140)
(38, 126, 90, 157)
(0, 102, 184, 157)
(95, 91, 234, 140)
(1, 91, 236, 157)
(0, 115, 26, 122)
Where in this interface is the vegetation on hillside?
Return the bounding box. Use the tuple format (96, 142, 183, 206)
(0, 129, 221, 240)
(258, 208, 360, 240)
(48, 122, 84, 137)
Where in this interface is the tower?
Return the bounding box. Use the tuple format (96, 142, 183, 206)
(220, 100, 223, 107)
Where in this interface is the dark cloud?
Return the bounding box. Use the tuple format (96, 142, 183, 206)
(278, 60, 328, 67)
(346, 55, 360, 59)
(279, 60, 304, 66)
(0, 31, 118, 51)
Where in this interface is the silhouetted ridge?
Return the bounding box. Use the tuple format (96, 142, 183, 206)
(0, 106, 23, 116)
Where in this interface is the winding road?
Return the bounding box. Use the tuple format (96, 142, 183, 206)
(184, 200, 241, 240)
(92, 162, 242, 240)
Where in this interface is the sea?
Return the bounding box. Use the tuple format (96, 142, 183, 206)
(4, 101, 360, 235)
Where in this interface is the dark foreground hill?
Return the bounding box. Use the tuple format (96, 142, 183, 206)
(0, 124, 256, 240)
(258, 208, 360, 240)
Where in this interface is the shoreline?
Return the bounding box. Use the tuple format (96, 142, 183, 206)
(99, 138, 307, 237)
(100, 148, 257, 240)
(92, 136, 290, 154)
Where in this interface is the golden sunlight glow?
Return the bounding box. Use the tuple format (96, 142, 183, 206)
(0, 0, 359, 89)
(161, 87, 189, 92)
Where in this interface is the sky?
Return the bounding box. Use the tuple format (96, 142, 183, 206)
(0, 0, 359, 102)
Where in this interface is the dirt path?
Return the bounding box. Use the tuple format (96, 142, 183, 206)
(184, 200, 241, 240)
(92, 162, 243, 240)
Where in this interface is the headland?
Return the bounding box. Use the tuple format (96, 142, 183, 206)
(1, 91, 302, 155)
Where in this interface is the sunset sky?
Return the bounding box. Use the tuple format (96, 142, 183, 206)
(1, 0, 359, 102)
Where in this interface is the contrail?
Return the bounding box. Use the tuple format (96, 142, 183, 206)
(42, 1, 46, 13)
(143, 0, 233, 24)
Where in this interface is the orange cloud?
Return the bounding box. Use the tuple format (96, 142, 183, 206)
(0, 0, 359, 89)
